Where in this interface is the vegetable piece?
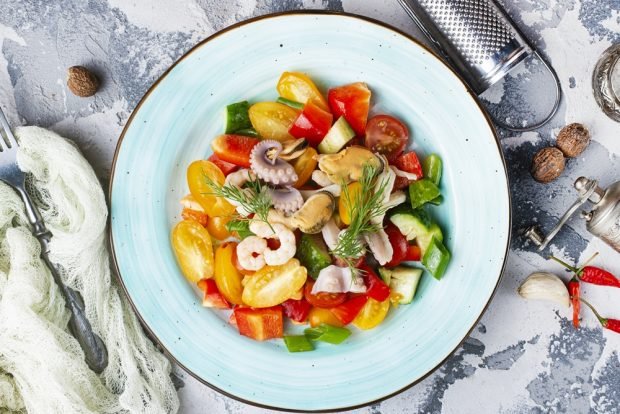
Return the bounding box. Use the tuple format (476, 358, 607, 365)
(327, 82, 371, 136)
(389, 208, 443, 255)
(304, 280, 347, 308)
(207, 154, 238, 176)
(395, 152, 423, 179)
(308, 307, 344, 327)
(249, 102, 299, 142)
(330, 295, 368, 325)
(181, 208, 208, 228)
(187, 160, 236, 217)
(276, 96, 305, 110)
(291, 147, 318, 189)
(282, 298, 312, 323)
(171, 220, 215, 283)
(318, 117, 356, 154)
(408, 179, 441, 209)
(352, 298, 390, 330)
(338, 182, 362, 225)
(568, 277, 580, 328)
(211, 134, 260, 168)
(304, 324, 351, 344)
(380, 266, 423, 304)
(579, 298, 620, 334)
(358, 262, 390, 302)
(422, 154, 442, 186)
(225, 101, 253, 133)
(226, 219, 254, 240)
(288, 101, 333, 146)
(235, 128, 260, 138)
(427, 195, 443, 206)
(283, 335, 314, 352)
(207, 215, 231, 240)
(214, 242, 244, 305)
(405, 244, 422, 261)
(242, 259, 308, 308)
(277, 72, 329, 111)
(517, 272, 570, 307)
(365, 115, 408, 162)
(549, 253, 620, 288)
(422, 236, 451, 280)
(234, 306, 284, 341)
(296, 233, 332, 279)
(384, 222, 409, 268)
(197, 279, 230, 309)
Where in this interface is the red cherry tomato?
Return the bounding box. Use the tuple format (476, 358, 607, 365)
(365, 115, 409, 162)
(304, 280, 347, 308)
(288, 101, 333, 146)
(358, 262, 390, 302)
(394, 151, 423, 178)
(208, 154, 239, 176)
(211, 134, 260, 168)
(282, 298, 312, 323)
(384, 222, 409, 267)
(392, 176, 410, 192)
(330, 295, 368, 325)
(405, 244, 422, 261)
(327, 82, 371, 136)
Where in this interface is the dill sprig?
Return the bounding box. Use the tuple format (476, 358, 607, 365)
(202, 170, 272, 224)
(331, 163, 390, 273)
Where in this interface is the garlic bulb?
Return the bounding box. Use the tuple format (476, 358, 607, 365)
(517, 272, 570, 308)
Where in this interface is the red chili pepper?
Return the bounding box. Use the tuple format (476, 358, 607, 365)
(549, 253, 620, 288)
(568, 277, 580, 328)
(579, 298, 620, 334)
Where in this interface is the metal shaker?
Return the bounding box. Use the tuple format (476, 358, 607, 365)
(397, 0, 562, 131)
(525, 177, 620, 253)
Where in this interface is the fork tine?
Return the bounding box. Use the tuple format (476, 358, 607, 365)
(0, 107, 18, 149)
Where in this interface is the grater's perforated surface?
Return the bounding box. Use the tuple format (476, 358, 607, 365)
(419, 0, 515, 65)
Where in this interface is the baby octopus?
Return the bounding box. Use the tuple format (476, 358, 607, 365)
(250, 140, 298, 186)
(235, 221, 296, 271)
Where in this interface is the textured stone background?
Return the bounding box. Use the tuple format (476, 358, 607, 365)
(1, 0, 619, 413)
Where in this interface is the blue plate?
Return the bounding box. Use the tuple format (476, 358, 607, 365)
(110, 12, 510, 412)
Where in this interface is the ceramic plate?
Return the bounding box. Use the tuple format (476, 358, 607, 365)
(110, 12, 510, 412)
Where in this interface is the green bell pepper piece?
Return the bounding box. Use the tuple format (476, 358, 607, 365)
(409, 179, 441, 209)
(427, 195, 444, 206)
(276, 97, 304, 110)
(304, 324, 351, 344)
(422, 154, 442, 186)
(225, 101, 252, 133)
(284, 335, 314, 352)
(422, 236, 451, 280)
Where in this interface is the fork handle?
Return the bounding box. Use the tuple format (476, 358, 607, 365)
(16, 187, 109, 374)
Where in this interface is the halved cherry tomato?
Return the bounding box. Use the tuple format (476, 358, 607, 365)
(291, 147, 318, 189)
(304, 280, 347, 308)
(393, 176, 410, 192)
(197, 279, 230, 309)
(207, 215, 231, 240)
(214, 242, 244, 305)
(338, 181, 362, 225)
(171, 219, 215, 283)
(248, 102, 299, 141)
(365, 115, 409, 162)
(282, 298, 312, 323)
(234, 306, 283, 341)
(385, 222, 408, 268)
(181, 208, 208, 228)
(330, 295, 368, 325)
(187, 160, 235, 217)
(308, 307, 344, 328)
(242, 259, 308, 308)
(359, 262, 390, 302)
(208, 153, 239, 176)
(288, 101, 333, 146)
(211, 135, 260, 168)
(405, 244, 422, 261)
(328, 82, 371, 136)
(394, 151, 423, 178)
(277, 72, 329, 111)
(352, 297, 390, 330)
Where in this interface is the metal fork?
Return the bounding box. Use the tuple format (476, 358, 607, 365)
(0, 108, 108, 373)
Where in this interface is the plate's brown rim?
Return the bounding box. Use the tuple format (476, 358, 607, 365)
(108, 10, 512, 413)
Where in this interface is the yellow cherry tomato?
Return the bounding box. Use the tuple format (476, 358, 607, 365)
(338, 181, 363, 225)
(291, 147, 318, 189)
(171, 219, 215, 283)
(242, 259, 307, 308)
(308, 307, 344, 328)
(207, 215, 232, 240)
(352, 298, 390, 330)
(187, 160, 235, 217)
(248, 102, 299, 142)
(277, 72, 329, 111)
(214, 242, 244, 305)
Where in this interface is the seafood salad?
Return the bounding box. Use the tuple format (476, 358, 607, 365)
(171, 72, 451, 352)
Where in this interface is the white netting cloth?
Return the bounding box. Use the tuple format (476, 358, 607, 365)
(0, 126, 179, 414)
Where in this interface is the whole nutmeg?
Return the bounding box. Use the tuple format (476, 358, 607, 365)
(67, 66, 99, 97)
(531, 147, 565, 183)
(556, 123, 590, 158)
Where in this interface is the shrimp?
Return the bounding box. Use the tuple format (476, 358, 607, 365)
(249, 221, 296, 266)
(224, 169, 257, 216)
(236, 236, 267, 271)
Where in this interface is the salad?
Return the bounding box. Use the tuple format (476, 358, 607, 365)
(171, 72, 451, 352)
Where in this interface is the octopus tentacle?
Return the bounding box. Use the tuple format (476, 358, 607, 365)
(268, 187, 304, 214)
(250, 140, 298, 186)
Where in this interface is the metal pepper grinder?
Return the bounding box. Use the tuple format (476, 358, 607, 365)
(525, 177, 620, 253)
